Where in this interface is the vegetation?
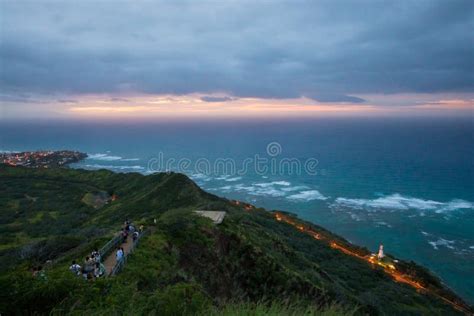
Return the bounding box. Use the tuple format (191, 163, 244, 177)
(0, 165, 470, 315)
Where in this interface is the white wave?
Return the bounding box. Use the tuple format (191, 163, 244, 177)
(84, 164, 144, 171)
(215, 175, 230, 180)
(88, 153, 123, 161)
(215, 183, 287, 197)
(349, 212, 362, 221)
(236, 183, 285, 197)
(436, 199, 474, 213)
(333, 193, 474, 214)
(287, 190, 328, 201)
(428, 238, 455, 250)
(375, 221, 392, 228)
(254, 181, 291, 187)
(87, 153, 141, 162)
(281, 185, 310, 192)
(190, 173, 212, 181)
(250, 187, 287, 197)
(271, 181, 291, 186)
(0, 149, 18, 153)
(122, 158, 140, 162)
(212, 180, 323, 200)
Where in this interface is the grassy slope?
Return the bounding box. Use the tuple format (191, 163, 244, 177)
(0, 165, 468, 315)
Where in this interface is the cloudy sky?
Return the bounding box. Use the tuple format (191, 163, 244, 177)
(0, 0, 473, 119)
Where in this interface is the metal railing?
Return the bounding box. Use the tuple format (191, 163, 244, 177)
(109, 229, 148, 276)
(98, 233, 122, 261)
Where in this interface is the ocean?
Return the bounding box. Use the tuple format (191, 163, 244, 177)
(1, 117, 473, 302)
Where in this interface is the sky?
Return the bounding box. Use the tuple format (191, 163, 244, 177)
(0, 0, 473, 119)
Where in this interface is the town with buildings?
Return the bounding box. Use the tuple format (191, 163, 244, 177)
(0, 150, 87, 168)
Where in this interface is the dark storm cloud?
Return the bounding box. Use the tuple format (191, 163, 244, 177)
(0, 0, 472, 103)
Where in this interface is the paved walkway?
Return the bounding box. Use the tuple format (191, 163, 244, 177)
(103, 235, 134, 275)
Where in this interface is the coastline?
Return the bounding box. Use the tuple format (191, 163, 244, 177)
(0, 161, 472, 313)
(1, 149, 472, 311)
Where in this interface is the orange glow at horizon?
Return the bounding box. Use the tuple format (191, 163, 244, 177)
(66, 94, 381, 118)
(3, 92, 471, 120)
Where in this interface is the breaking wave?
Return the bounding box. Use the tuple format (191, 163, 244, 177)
(333, 193, 474, 214)
(428, 238, 456, 250)
(88, 153, 122, 161)
(287, 190, 328, 201)
(212, 181, 326, 201)
(214, 175, 243, 182)
(88, 153, 140, 162)
(190, 173, 212, 182)
(281, 185, 310, 192)
(233, 183, 287, 197)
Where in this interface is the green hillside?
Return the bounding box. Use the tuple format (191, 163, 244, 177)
(0, 165, 471, 315)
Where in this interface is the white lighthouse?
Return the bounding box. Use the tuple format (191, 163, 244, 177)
(377, 244, 385, 260)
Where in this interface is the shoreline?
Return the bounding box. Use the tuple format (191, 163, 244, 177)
(1, 151, 472, 309)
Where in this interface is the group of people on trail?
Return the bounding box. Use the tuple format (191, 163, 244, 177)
(69, 219, 144, 278)
(122, 219, 141, 243)
(116, 219, 142, 264)
(69, 248, 105, 280)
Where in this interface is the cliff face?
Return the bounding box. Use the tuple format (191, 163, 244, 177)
(0, 165, 471, 315)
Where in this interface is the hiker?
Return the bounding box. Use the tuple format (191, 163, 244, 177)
(129, 224, 135, 233)
(91, 248, 101, 263)
(83, 256, 94, 279)
(116, 247, 124, 263)
(139, 224, 144, 232)
(69, 260, 81, 276)
(132, 231, 139, 242)
(124, 219, 130, 232)
(121, 228, 128, 243)
(94, 262, 106, 278)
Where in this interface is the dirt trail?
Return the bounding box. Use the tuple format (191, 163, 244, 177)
(103, 235, 134, 275)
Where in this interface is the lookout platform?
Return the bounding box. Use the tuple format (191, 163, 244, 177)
(194, 211, 226, 224)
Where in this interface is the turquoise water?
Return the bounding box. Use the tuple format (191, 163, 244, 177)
(1, 117, 473, 302)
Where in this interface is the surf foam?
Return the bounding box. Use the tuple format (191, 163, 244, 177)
(333, 193, 473, 214)
(287, 190, 328, 201)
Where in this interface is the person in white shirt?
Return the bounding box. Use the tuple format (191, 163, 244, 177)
(69, 260, 81, 276)
(116, 247, 124, 263)
(91, 249, 101, 263)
